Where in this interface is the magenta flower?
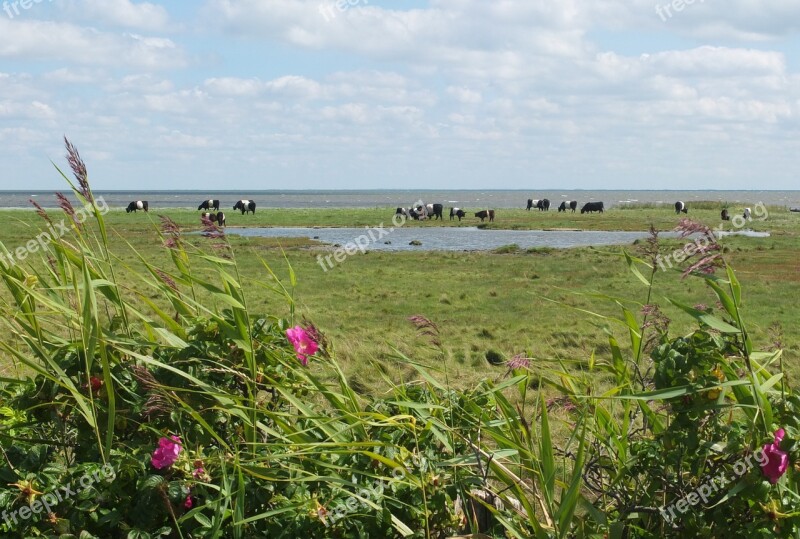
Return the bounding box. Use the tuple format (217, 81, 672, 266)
(151, 435, 182, 469)
(286, 326, 319, 365)
(184, 494, 193, 509)
(761, 428, 789, 484)
(193, 467, 205, 479)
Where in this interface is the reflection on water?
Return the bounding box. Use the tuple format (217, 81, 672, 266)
(230, 226, 674, 251)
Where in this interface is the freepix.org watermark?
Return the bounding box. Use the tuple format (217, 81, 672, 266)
(2, 464, 116, 530)
(655, 0, 706, 21)
(656, 202, 767, 272)
(0, 197, 109, 269)
(3, 0, 54, 20)
(316, 200, 421, 272)
(318, 0, 367, 22)
(660, 448, 768, 523)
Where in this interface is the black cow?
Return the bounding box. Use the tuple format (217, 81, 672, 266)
(537, 199, 550, 211)
(675, 201, 688, 214)
(475, 209, 495, 222)
(396, 207, 408, 217)
(526, 199, 537, 211)
(558, 200, 578, 213)
(721, 209, 730, 221)
(198, 199, 220, 211)
(126, 200, 148, 213)
(450, 207, 466, 221)
(233, 199, 256, 214)
(580, 202, 604, 214)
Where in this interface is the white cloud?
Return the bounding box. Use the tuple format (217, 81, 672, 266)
(80, 0, 171, 31)
(0, 19, 186, 69)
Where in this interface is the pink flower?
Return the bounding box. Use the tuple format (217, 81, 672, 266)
(286, 326, 319, 366)
(192, 467, 205, 479)
(151, 435, 182, 469)
(761, 428, 789, 484)
(184, 494, 193, 509)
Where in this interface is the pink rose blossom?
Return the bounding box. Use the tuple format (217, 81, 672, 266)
(286, 326, 319, 365)
(151, 435, 182, 469)
(761, 428, 789, 484)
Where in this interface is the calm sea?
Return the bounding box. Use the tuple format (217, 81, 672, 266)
(3, 190, 799, 210)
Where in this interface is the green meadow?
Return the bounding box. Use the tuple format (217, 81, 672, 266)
(2, 203, 797, 390)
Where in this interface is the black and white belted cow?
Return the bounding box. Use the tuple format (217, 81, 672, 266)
(126, 200, 148, 213)
(580, 201, 604, 214)
(537, 199, 550, 211)
(744, 207, 752, 220)
(198, 199, 220, 211)
(233, 199, 256, 214)
(424, 203, 444, 220)
(202, 212, 226, 227)
(721, 209, 730, 221)
(675, 201, 688, 214)
(475, 209, 495, 222)
(558, 200, 578, 213)
(526, 199, 537, 211)
(450, 207, 466, 221)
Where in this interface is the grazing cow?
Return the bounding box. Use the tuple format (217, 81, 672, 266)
(537, 199, 550, 211)
(558, 201, 578, 213)
(202, 211, 226, 227)
(526, 199, 538, 211)
(426, 203, 444, 220)
(126, 200, 148, 213)
(198, 199, 220, 211)
(233, 199, 256, 215)
(475, 209, 495, 222)
(450, 207, 466, 221)
(396, 207, 409, 217)
(580, 202, 604, 214)
(675, 201, 688, 214)
(721, 209, 730, 221)
(744, 207, 752, 220)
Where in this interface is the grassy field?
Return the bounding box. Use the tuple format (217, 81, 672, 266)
(1, 203, 797, 392)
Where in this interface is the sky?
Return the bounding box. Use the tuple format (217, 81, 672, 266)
(0, 0, 799, 191)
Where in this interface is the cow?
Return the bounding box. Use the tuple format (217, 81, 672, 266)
(198, 199, 220, 211)
(580, 202, 604, 214)
(675, 201, 688, 214)
(233, 199, 256, 215)
(396, 207, 409, 217)
(721, 209, 730, 221)
(450, 207, 466, 221)
(426, 203, 444, 220)
(558, 201, 578, 213)
(475, 209, 495, 222)
(526, 199, 538, 211)
(744, 207, 752, 220)
(126, 200, 148, 213)
(201, 212, 213, 222)
(215, 211, 226, 227)
(537, 199, 550, 211)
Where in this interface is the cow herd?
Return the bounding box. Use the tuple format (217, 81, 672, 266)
(122, 198, 263, 226)
(527, 198, 604, 214)
(120, 197, 756, 228)
(395, 204, 494, 222)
